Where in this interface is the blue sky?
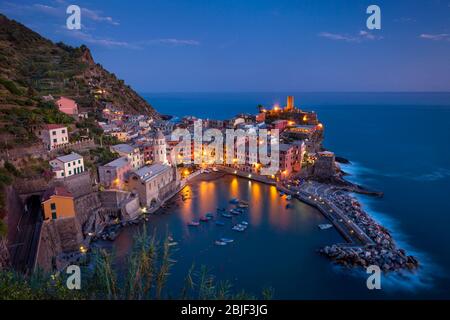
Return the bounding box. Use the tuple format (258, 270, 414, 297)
(1, 0, 450, 92)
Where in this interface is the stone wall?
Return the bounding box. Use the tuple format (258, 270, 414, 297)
(35, 218, 83, 272)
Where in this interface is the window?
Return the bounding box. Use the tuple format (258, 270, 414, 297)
(52, 131, 56, 135)
(53, 139, 57, 143)
(50, 203, 56, 210)
(68, 170, 72, 175)
(78, 160, 81, 164)
(52, 211, 57, 220)
(62, 130, 66, 134)
(68, 163, 71, 167)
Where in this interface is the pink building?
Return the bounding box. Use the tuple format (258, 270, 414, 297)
(56, 97, 78, 115)
(273, 120, 288, 131)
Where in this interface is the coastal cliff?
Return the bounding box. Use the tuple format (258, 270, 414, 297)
(0, 14, 159, 118)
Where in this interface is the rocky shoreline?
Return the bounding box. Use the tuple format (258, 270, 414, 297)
(317, 188, 419, 272)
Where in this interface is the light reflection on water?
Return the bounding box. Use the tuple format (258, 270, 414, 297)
(101, 175, 427, 299)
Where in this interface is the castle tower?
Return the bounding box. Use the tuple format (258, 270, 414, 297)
(286, 96, 294, 111)
(153, 130, 167, 164)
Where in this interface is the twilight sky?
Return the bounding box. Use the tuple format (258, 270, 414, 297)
(1, 0, 450, 92)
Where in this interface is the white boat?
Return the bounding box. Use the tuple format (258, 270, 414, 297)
(318, 224, 333, 230)
(286, 195, 292, 200)
(212, 167, 219, 172)
(241, 221, 249, 225)
(215, 240, 227, 246)
(220, 238, 234, 243)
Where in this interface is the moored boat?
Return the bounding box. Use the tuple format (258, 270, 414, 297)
(220, 238, 234, 243)
(187, 221, 200, 226)
(215, 240, 227, 246)
(318, 224, 333, 230)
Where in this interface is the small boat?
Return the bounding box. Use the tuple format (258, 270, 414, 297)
(229, 198, 239, 204)
(318, 224, 333, 230)
(168, 236, 174, 241)
(222, 213, 233, 218)
(215, 221, 225, 226)
(206, 213, 214, 218)
(230, 209, 240, 215)
(232, 226, 245, 232)
(168, 241, 178, 247)
(199, 217, 209, 222)
(187, 221, 200, 226)
(212, 167, 219, 172)
(220, 238, 234, 243)
(286, 195, 292, 200)
(240, 221, 249, 226)
(215, 240, 227, 246)
(236, 223, 247, 229)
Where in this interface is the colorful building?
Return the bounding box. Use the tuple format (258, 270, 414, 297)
(49, 152, 85, 179)
(56, 96, 78, 115)
(41, 186, 75, 220)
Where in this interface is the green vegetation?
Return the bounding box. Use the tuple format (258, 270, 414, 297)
(87, 147, 119, 166)
(0, 13, 158, 118)
(0, 227, 273, 300)
(0, 102, 74, 147)
(0, 78, 23, 95)
(0, 165, 16, 234)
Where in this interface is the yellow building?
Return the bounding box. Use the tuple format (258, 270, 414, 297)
(41, 186, 76, 220)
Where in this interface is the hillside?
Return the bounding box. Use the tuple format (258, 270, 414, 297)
(0, 13, 159, 118)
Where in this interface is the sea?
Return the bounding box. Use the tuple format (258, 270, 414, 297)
(105, 92, 450, 299)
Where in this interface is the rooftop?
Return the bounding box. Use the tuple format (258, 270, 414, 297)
(55, 152, 83, 163)
(43, 124, 67, 130)
(42, 186, 73, 202)
(111, 144, 135, 154)
(133, 164, 171, 182)
(104, 156, 130, 168)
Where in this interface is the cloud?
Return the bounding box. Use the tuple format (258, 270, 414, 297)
(62, 30, 138, 49)
(61, 29, 199, 49)
(81, 8, 119, 26)
(0, 2, 119, 26)
(318, 30, 383, 43)
(140, 38, 200, 46)
(419, 33, 450, 41)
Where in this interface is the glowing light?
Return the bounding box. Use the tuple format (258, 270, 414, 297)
(303, 115, 308, 122)
(317, 123, 324, 129)
(80, 246, 87, 254)
(273, 104, 280, 111)
(248, 174, 252, 178)
(234, 170, 237, 174)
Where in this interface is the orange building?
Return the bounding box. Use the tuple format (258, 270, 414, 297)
(41, 186, 76, 220)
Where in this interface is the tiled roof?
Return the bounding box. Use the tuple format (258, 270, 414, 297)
(42, 186, 73, 202)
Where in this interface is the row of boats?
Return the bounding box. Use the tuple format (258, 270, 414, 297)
(187, 198, 250, 246)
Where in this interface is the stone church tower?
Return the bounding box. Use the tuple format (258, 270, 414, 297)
(153, 130, 167, 164)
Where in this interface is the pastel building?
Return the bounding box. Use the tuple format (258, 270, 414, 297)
(111, 144, 144, 170)
(39, 124, 69, 150)
(98, 156, 131, 189)
(128, 164, 175, 208)
(49, 152, 85, 179)
(41, 186, 75, 220)
(56, 97, 78, 115)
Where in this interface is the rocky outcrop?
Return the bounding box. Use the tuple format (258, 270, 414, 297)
(317, 189, 419, 272)
(0, 237, 9, 270)
(35, 218, 83, 272)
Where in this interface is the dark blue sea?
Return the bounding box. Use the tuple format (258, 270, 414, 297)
(108, 92, 450, 299)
